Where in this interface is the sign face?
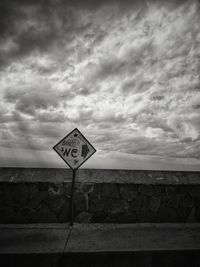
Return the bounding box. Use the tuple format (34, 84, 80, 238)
(53, 128, 96, 170)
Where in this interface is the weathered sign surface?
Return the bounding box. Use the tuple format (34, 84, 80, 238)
(53, 128, 96, 169)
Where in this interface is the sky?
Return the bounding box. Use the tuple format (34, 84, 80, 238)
(0, 0, 200, 170)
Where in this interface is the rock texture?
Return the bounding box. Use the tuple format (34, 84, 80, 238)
(0, 168, 200, 223)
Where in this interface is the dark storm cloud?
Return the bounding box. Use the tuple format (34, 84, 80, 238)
(0, 0, 186, 68)
(1, 110, 67, 150)
(0, 0, 102, 68)
(0, 0, 88, 65)
(4, 86, 60, 115)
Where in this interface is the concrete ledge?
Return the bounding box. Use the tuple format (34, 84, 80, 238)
(0, 223, 200, 254)
(1, 167, 200, 184)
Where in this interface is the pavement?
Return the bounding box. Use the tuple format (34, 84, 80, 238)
(0, 223, 200, 254)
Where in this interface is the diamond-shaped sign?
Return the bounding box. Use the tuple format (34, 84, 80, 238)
(53, 128, 96, 169)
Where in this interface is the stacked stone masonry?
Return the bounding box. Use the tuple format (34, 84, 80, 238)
(0, 168, 200, 224)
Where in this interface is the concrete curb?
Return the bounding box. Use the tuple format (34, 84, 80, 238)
(0, 223, 200, 254)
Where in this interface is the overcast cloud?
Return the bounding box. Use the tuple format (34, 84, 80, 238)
(0, 0, 200, 170)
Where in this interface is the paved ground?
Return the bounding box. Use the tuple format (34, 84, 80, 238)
(0, 223, 200, 267)
(0, 223, 70, 254)
(67, 223, 200, 252)
(0, 223, 200, 254)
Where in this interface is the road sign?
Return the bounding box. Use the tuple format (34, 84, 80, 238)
(53, 128, 96, 170)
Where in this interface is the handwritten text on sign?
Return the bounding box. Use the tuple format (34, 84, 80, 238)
(53, 128, 96, 169)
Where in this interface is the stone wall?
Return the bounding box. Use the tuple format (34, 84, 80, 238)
(0, 168, 200, 224)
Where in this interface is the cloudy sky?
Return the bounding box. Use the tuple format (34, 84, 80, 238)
(0, 0, 200, 170)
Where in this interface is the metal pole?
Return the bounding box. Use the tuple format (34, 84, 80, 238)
(70, 169, 76, 226)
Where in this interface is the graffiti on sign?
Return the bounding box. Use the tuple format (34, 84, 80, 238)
(53, 128, 96, 169)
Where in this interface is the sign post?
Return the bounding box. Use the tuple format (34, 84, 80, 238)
(70, 169, 76, 226)
(53, 128, 96, 226)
